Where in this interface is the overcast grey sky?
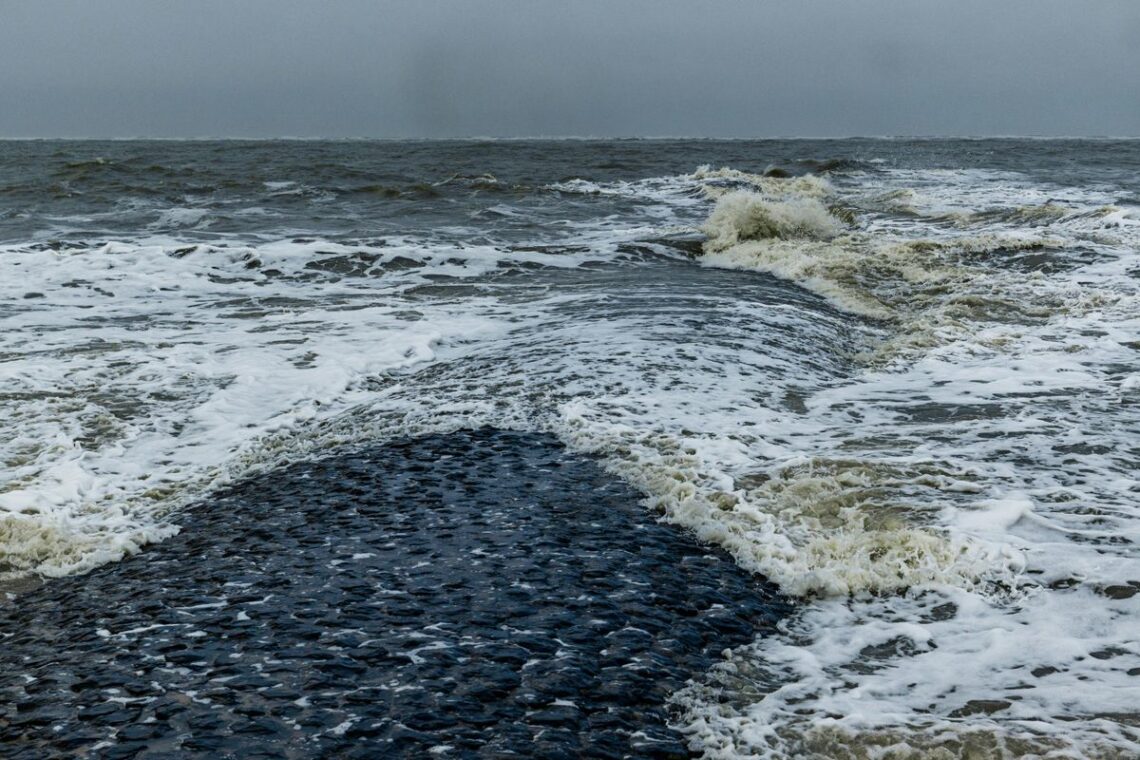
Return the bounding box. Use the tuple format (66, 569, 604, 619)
(2, 0, 1138, 138)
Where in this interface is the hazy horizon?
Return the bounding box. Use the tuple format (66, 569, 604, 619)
(5, 134, 1140, 141)
(3, 1, 1139, 138)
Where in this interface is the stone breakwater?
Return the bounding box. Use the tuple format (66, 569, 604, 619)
(0, 429, 787, 759)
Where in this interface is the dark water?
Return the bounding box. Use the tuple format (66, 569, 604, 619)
(0, 430, 787, 759)
(3, 138, 1137, 245)
(2, 139, 1138, 758)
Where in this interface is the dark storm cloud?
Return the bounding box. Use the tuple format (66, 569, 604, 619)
(1, 0, 1138, 137)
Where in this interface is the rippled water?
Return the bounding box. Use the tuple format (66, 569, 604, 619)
(1, 139, 1138, 757)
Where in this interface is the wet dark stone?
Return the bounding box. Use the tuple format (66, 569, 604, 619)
(100, 742, 149, 760)
(528, 704, 582, 727)
(54, 731, 109, 751)
(185, 713, 224, 733)
(180, 735, 227, 753)
(0, 429, 788, 758)
(116, 723, 163, 742)
(79, 705, 138, 726)
(532, 732, 582, 760)
(1100, 584, 1138, 600)
(949, 699, 1013, 717)
(7, 749, 50, 760)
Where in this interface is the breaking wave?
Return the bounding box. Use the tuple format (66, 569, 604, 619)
(3, 142, 1139, 758)
(701, 191, 843, 247)
(672, 163, 1140, 758)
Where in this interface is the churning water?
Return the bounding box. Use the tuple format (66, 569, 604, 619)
(1, 139, 1138, 757)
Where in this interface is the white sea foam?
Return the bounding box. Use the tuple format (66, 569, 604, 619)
(690, 165, 835, 201)
(0, 237, 561, 578)
(151, 206, 210, 229)
(669, 166, 1140, 758)
(2, 158, 1138, 757)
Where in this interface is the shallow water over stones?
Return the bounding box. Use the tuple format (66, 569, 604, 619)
(0, 429, 787, 759)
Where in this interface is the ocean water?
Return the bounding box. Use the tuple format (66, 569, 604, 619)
(1, 138, 1138, 757)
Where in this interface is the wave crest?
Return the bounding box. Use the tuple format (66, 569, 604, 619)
(702, 191, 845, 251)
(557, 409, 1013, 599)
(691, 165, 835, 201)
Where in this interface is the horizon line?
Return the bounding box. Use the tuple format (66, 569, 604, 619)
(2, 134, 1139, 142)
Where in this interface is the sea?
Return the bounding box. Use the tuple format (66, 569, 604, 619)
(1, 138, 1138, 758)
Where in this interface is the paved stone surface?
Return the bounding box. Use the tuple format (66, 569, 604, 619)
(0, 429, 787, 758)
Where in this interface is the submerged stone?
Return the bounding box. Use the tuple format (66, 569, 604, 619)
(0, 429, 788, 758)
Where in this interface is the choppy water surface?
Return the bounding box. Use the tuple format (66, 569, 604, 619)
(1, 139, 1138, 758)
(1, 429, 787, 758)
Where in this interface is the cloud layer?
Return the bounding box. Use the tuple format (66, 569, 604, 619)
(2, 0, 1138, 137)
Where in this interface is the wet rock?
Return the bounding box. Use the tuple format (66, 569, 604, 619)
(78, 704, 138, 726)
(949, 699, 1013, 717)
(528, 704, 582, 727)
(99, 742, 149, 760)
(0, 429, 787, 758)
(116, 723, 164, 742)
